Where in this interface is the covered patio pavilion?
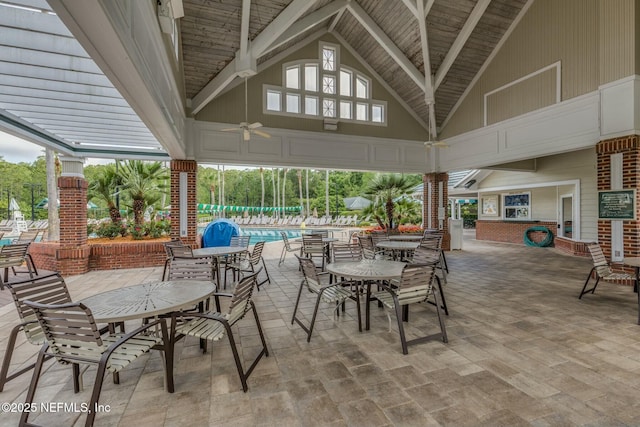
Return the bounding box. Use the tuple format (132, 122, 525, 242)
(2, 233, 640, 426)
(2, 1, 640, 425)
(3, 0, 640, 273)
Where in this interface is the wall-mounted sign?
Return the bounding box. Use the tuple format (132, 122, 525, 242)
(598, 189, 636, 220)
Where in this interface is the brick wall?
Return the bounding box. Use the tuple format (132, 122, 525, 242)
(476, 220, 557, 245)
(30, 240, 168, 276)
(423, 173, 451, 250)
(596, 135, 640, 260)
(57, 175, 89, 275)
(170, 160, 198, 246)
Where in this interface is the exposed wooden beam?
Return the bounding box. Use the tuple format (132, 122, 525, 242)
(434, 0, 490, 89)
(416, 0, 433, 102)
(328, 6, 346, 32)
(191, 0, 316, 113)
(263, 0, 348, 56)
(239, 0, 251, 57)
(346, 1, 425, 91)
(251, 0, 317, 56)
(424, 0, 435, 19)
(190, 60, 238, 115)
(400, 0, 418, 19)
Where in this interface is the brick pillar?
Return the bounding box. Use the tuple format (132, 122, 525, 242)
(57, 156, 90, 275)
(170, 160, 198, 246)
(423, 172, 450, 250)
(596, 135, 640, 260)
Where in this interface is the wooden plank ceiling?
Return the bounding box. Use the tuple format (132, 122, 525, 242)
(181, 0, 528, 132)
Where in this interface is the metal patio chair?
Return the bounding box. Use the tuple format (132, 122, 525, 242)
(225, 241, 270, 289)
(368, 263, 448, 354)
(302, 234, 328, 270)
(171, 271, 268, 392)
(292, 256, 361, 342)
(578, 242, 635, 299)
(0, 273, 71, 392)
(20, 300, 171, 427)
(278, 231, 302, 266)
(0, 242, 37, 289)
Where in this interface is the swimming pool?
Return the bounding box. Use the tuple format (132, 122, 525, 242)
(196, 226, 304, 243)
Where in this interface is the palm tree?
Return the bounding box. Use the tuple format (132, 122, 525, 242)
(365, 174, 414, 230)
(88, 164, 122, 225)
(118, 160, 168, 225)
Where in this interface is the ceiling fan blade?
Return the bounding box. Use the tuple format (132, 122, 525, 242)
(248, 122, 263, 129)
(221, 128, 240, 132)
(243, 129, 251, 141)
(433, 141, 449, 148)
(253, 130, 271, 139)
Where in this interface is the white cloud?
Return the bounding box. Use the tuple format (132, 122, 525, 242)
(0, 131, 46, 163)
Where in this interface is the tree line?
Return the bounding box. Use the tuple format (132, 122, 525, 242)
(1, 155, 425, 229)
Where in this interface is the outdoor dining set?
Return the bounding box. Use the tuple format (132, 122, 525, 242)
(0, 228, 450, 426)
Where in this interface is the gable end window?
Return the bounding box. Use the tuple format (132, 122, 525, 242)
(263, 42, 386, 125)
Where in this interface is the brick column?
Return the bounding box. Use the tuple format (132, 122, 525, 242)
(170, 160, 198, 246)
(57, 156, 90, 275)
(596, 135, 640, 260)
(423, 172, 450, 250)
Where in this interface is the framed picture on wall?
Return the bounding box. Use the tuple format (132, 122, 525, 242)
(503, 192, 531, 220)
(482, 195, 499, 216)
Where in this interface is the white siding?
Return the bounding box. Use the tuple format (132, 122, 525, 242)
(479, 148, 597, 241)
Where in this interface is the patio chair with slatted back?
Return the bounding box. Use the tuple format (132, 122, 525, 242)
(369, 263, 448, 354)
(423, 230, 449, 272)
(357, 235, 388, 260)
(171, 271, 268, 392)
(408, 248, 449, 315)
(419, 233, 448, 283)
(225, 241, 270, 289)
(0, 242, 37, 289)
(16, 230, 39, 243)
(302, 234, 328, 270)
(293, 255, 361, 341)
(279, 231, 302, 266)
(230, 235, 251, 248)
(20, 300, 172, 427)
(0, 273, 71, 392)
(578, 242, 635, 299)
(162, 240, 191, 280)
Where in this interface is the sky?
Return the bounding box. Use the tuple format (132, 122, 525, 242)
(0, 130, 251, 169)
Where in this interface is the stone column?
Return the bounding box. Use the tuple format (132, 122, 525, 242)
(170, 160, 198, 246)
(423, 172, 450, 250)
(596, 135, 640, 261)
(57, 156, 90, 275)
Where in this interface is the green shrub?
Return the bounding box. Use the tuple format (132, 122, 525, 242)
(95, 222, 126, 239)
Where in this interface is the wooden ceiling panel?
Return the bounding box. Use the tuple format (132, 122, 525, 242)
(180, 0, 529, 129)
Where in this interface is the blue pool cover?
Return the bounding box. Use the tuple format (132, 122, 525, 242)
(201, 219, 240, 247)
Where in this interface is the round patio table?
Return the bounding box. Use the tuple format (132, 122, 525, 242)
(80, 280, 215, 394)
(327, 259, 406, 330)
(326, 259, 405, 281)
(193, 246, 248, 285)
(81, 280, 216, 323)
(375, 241, 420, 261)
(388, 235, 423, 241)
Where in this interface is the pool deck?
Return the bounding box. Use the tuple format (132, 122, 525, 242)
(1, 231, 640, 426)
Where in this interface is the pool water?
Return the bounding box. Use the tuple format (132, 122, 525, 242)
(196, 226, 303, 243)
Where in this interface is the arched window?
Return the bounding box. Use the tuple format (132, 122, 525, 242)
(263, 42, 386, 125)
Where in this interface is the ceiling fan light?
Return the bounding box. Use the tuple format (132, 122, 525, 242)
(243, 129, 250, 141)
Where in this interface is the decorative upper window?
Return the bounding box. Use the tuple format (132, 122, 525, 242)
(263, 42, 386, 126)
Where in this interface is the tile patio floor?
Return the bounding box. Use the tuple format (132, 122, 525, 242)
(1, 231, 640, 426)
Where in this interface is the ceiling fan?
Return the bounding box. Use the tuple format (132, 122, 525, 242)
(221, 77, 271, 141)
(424, 113, 448, 149)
